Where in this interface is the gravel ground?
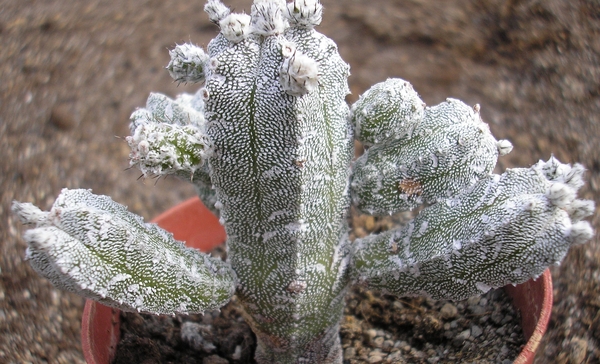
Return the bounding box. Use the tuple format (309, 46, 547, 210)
(113, 229, 525, 364)
(1, 0, 599, 363)
(114, 278, 526, 364)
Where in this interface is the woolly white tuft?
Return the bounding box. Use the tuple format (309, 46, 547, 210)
(285, 0, 323, 28)
(205, 0, 231, 24)
(219, 13, 252, 43)
(280, 49, 319, 96)
(166, 44, 209, 83)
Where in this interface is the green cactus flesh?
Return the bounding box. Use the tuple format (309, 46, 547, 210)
(352, 158, 594, 300)
(12, 1, 595, 364)
(203, 2, 353, 361)
(351, 95, 507, 216)
(12, 189, 236, 315)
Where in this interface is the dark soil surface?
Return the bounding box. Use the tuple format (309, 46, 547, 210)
(116, 285, 525, 364)
(116, 245, 525, 364)
(2, 0, 599, 363)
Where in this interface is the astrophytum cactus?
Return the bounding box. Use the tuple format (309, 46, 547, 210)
(12, 1, 595, 363)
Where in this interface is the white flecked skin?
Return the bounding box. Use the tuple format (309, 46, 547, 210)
(352, 158, 594, 300)
(351, 92, 505, 215)
(12, 1, 595, 364)
(204, 1, 353, 362)
(12, 189, 236, 315)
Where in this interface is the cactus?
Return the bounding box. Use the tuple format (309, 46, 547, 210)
(12, 1, 595, 363)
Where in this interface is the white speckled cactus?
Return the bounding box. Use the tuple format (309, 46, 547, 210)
(12, 1, 595, 363)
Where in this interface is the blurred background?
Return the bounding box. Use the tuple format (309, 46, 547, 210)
(1, 0, 598, 362)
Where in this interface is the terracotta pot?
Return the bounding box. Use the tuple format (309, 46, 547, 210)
(81, 197, 553, 364)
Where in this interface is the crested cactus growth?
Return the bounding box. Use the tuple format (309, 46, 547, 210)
(12, 1, 595, 363)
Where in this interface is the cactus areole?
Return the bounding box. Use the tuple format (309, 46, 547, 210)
(12, 1, 595, 363)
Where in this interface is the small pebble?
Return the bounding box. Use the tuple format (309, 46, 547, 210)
(469, 305, 486, 316)
(452, 329, 470, 347)
(440, 303, 458, 319)
(467, 296, 480, 306)
(471, 325, 483, 338)
(491, 311, 503, 324)
(382, 339, 394, 351)
(569, 337, 588, 364)
(387, 351, 403, 361)
(366, 329, 377, 340)
(501, 315, 514, 325)
(202, 355, 228, 364)
(373, 336, 384, 348)
(368, 355, 383, 363)
(231, 345, 242, 360)
(344, 347, 356, 360)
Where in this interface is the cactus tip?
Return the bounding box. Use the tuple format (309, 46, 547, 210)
(12, 201, 48, 225)
(569, 221, 594, 245)
(285, 0, 323, 28)
(496, 139, 513, 156)
(205, 0, 231, 24)
(219, 13, 252, 43)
